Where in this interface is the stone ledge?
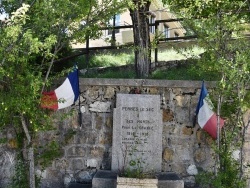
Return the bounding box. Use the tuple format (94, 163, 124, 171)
(80, 78, 216, 88)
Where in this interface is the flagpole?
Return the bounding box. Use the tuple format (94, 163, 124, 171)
(76, 64, 82, 129)
(78, 92, 82, 128)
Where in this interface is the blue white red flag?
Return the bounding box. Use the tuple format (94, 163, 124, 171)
(195, 82, 224, 139)
(41, 68, 79, 110)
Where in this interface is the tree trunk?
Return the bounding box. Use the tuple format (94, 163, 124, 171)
(130, 0, 151, 78)
(21, 115, 35, 188)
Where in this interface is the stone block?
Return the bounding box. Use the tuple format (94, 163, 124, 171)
(76, 169, 96, 183)
(67, 146, 87, 157)
(88, 86, 100, 100)
(182, 126, 193, 136)
(183, 176, 196, 187)
(104, 86, 115, 99)
(117, 177, 158, 188)
(105, 116, 113, 128)
(99, 131, 112, 145)
(149, 87, 158, 94)
(90, 146, 105, 157)
(163, 148, 174, 161)
(187, 164, 198, 175)
(36, 169, 47, 179)
(169, 163, 186, 175)
(92, 170, 117, 188)
(194, 148, 206, 163)
(86, 159, 98, 168)
(112, 94, 162, 173)
(163, 109, 174, 122)
(71, 158, 85, 170)
(157, 172, 184, 188)
(163, 124, 179, 135)
(89, 101, 111, 112)
(75, 132, 98, 144)
(175, 107, 190, 124)
(81, 114, 92, 128)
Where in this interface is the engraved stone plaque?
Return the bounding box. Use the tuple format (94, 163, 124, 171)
(111, 94, 162, 173)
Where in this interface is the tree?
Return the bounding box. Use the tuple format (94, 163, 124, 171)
(165, 0, 250, 187)
(127, 0, 182, 78)
(0, 1, 126, 187)
(129, 0, 151, 78)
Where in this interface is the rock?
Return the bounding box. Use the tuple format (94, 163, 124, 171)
(194, 148, 206, 163)
(163, 109, 174, 122)
(232, 150, 240, 160)
(64, 173, 74, 187)
(77, 169, 96, 183)
(163, 148, 174, 161)
(104, 87, 115, 99)
(187, 164, 198, 175)
(182, 127, 193, 136)
(89, 101, 111, 112)
(105, 116, 113, 128)
(86, 159, 98, 168)
(36, 169, 47, 179)
(80, 106, 86, 113)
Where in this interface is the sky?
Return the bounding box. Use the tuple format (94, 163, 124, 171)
(0, 12, 8, 21)
(0, 14, 5, 20)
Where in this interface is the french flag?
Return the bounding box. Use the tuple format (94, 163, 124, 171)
(41, 68, 79, 110)
(195, 82, 224, 139)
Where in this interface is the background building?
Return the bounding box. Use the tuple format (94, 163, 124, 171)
(72, 0, 186, 49)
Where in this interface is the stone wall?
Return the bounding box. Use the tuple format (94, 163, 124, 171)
(40, 79, 217, 187)
(1, 79, 249, 187)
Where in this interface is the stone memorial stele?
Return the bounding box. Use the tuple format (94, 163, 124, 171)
(112, 94, 162, 174)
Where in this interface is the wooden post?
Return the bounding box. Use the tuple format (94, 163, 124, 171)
(154, 21, 159, 63)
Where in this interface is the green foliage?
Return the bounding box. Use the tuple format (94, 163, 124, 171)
(150, 63, 220, 80)
(84, 69, 136, 79)
(10, 155, 29, 188)
(166, 0, 250, 187)
(81, 59, 221, 80)
(76, 51, 134, 69)
(64, 129, 77, 144)
(0, 0, 128, 186)
(196, 169, 246, 188)
(36, 140, 63, 168)
(165, 0, 250, 21)
(120, 151, 147, 179)
(196, 133, 246, 188)
(0, 138, 8, 144)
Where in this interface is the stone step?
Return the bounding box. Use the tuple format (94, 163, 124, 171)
(92, 170, 117, 188)
(157, 172, 184, 188)
(92, 170, 184, 188)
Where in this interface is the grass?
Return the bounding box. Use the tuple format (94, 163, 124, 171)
(89, 52, 134, 67)
(78, 46, 220, 81)
(157, 46, 204, 62)
(76, 51, 134, 69)
(84, 69, 136, 78)
(82, 64, 221, 81)
(150, 65, 220, 81)
(77, 46, 204, 68)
